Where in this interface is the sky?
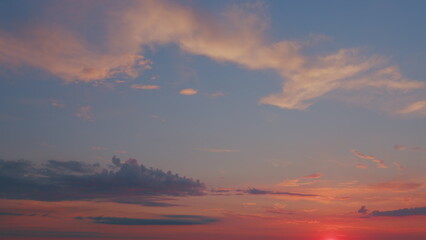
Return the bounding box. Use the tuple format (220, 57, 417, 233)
(0, 0, 425, 239)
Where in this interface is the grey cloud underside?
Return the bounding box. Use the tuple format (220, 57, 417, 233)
(76, 215, 219, 225)
(368, 206, 426, 217)
(0, 157, 205, 204)
(245, 188, 318, 197)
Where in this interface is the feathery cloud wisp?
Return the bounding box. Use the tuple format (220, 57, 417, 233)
(351, 150, 388, 168)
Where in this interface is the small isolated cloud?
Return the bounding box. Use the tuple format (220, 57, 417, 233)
(76, 215, 219, 225)
(351, 150, 388, 168)
(115, 150, 128, 154)
(50, 99, 65, 108)
(245, 188, 318, 197)
(196, 148, 238, 153)
(358, 205, 368, 214)
(131, 84, 160, 90)
(75, 106, 94, 121)
(179, 88, 198, 95)
(367, 206, 426, 217)
(0, 157, 205, 204)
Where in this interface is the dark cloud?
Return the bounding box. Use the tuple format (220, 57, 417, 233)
(368, 206, 426, 217)
(76, 215, 219, 225)
(0, 212, 24, 216)
(43, 160, 99, 174)
(0, 157, 205, 204)
(245, 188, 318, 197)
(358, 206, 368, 214)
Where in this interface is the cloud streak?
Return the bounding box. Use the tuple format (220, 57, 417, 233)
(351, 150, 388, 168)
(368, 206, 426, 217)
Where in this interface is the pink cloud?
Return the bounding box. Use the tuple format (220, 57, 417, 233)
(179, 88, 198, 95)
(394, 144, 426, 152)
(75, 106, 94, 121)
(131, 84, 160, 90)
(196, 148, 238, 153)
(50, 99, 65, 108)
(351, 150, 388, 168)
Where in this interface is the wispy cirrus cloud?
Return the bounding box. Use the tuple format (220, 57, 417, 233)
(277, 173, 323, 187)
(351, 150, 388, 168)
(0, 1, 423, 114)
(394, 144, 426, 152)
(131, 84, 160, 90)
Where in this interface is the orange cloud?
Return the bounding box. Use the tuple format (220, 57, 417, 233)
(370, 181, 423, 192)
(131, 84, 160, 90)
(278, 173, 323, 187)
(398, 100, 426, 115)
(351, 150, 388, 168)
(179, 88, 198, 95)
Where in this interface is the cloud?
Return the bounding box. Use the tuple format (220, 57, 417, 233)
(358, 206, 368, 214)
(277, 173, 322, 187)
(50, 99, 65, 108)
(393, 162, 404, 170)
(196, 148, 238, 153)
(0, 0, 423, 113)
(0, 157, 205, 204)
(0, 212, 24, 216)
(245, 188, 318, 197)
(369, 181, 423, 192)
(75, 105, 94, 121)
(302, 173, 323, 179)
(351, 150, 388, 168)
(131, 84, 160, 90)
(397, 100, 426, 116)
(356, 163, 368, 169)
(179, 88, 198, 95)
(394, 144, 426, 152)
(368, 206, 426, 217)
(91, 146, 108, 151)
(76, 215, 219, 225)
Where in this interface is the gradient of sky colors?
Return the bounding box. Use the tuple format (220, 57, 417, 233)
(1, 1, 426, 240)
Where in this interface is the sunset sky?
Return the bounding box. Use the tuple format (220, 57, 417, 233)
(1, 1, 425, 239)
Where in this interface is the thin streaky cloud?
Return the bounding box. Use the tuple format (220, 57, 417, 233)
(131, 84, 160, 90)
(351, 150, 388, 168)
(394, 144, 426, 152)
